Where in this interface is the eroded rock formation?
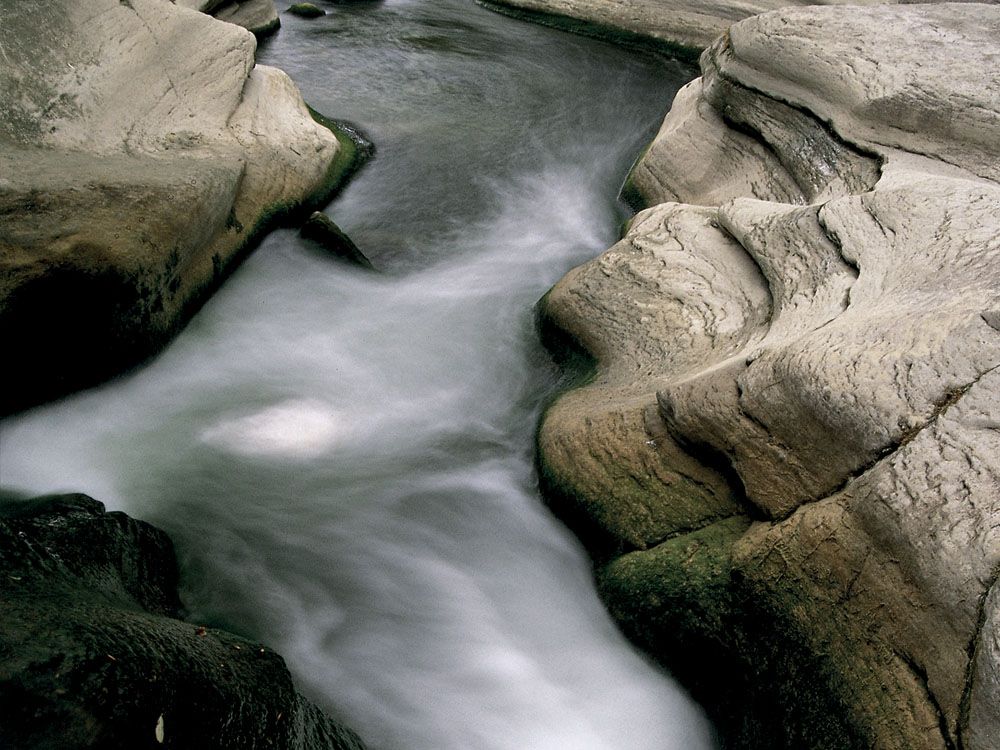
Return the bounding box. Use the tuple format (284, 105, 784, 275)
(0, 493, 365, 749)
(537, 4, 1000, 747)
(0, 0, 356, 413)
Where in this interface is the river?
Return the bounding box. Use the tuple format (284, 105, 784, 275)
(0, 1, 714, 747)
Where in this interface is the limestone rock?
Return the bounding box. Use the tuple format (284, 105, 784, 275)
(0, 0, 350, 413)
(0, 493, 365, 749)
(537, 3, 1000, 747)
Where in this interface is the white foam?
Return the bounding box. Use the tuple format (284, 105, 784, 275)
(200, 399, 343, 460)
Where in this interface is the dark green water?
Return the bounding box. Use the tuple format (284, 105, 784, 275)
(0, 1, 711, 747)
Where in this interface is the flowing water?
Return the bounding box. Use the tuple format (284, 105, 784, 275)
(0, 1, 713, 747)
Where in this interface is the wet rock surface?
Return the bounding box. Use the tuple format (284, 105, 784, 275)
(536, 4, 1000, 748)
(0, 493, 365, 750)
(301, 212, 375, 269)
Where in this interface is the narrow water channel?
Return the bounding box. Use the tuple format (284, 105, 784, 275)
(0, 1, 712, 747)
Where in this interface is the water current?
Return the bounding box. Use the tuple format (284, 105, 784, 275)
(0, 1, 714, 747)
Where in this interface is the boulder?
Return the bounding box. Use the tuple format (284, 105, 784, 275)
(0, 493, 365, 749)
(287, 3, 327, 18)
(0, 0, 358, 413)
(537, 4, 1000, 747)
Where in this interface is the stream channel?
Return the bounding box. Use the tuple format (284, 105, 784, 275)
(0, 1, 715, 747)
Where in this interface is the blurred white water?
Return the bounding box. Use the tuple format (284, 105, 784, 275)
(0, 2, 715, 748)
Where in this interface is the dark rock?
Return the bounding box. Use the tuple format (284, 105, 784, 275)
(300, 212, 375, 270)
(0, 493, 365, 750)
(287, 3, 326, 17)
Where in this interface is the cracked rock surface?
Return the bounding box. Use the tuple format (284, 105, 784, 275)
(0, 493, 365, 749)
(537, 4, 1000, 748)
(0, 0, 342, 413)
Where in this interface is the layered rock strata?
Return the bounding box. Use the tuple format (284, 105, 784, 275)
(0, 0, 356, 413)
(537, 4, 1000, 748)
(0, 493, 365, 749)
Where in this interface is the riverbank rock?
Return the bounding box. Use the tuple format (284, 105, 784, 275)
(177, 0, 282, 36)
(0, 0, 356, 414)
(537, 4, 1000, 748)
(0, 493, 365, 749)
(486, 0, 967, 55)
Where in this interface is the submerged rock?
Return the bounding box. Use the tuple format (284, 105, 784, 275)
(0, 493, 365, 749)
(537, 4, 1000, 748)
(0, 0, 357, 414)
(287, 2, 326, 17)
(300, 212, 375, 269)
